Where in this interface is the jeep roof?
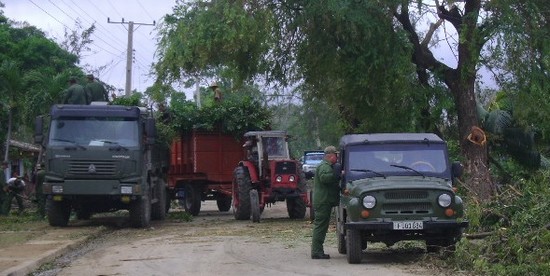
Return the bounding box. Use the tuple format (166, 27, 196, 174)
(340, 133, 444, 147)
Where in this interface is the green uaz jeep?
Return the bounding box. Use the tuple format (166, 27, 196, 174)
(336, 133, 468, 264)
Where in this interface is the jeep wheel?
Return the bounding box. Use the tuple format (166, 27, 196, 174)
(233, 167, 251, 220)
(337, 229, 346, 254)
(151, 178, 167, 220)
(129, 191, 151, 228)
(286, 196, 306, 219)
(250, 189, 260, 223)
(47, 199, 71, 227)
(216, 194, 232, 212)
(182, 184, 201, 216)
(346, 229, 362, 264)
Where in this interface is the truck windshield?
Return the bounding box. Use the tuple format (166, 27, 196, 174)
(49, 117, 139, 147)
(346, 143, 449, 179)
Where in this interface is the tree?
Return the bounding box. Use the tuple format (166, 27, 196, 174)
(0, 60, 23, 163)
(155, 0, 549, 202)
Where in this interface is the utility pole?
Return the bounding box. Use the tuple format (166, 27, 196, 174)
(108, 18, 155, 96)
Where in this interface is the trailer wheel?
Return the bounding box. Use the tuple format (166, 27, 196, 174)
(250, 189, 260, 223)
(182, 184, 201, 216)
(151, 178, 167, 220)
(233, 167, 251, 220)
(47, 198, 71, 227)
(346, 229, 363, 264)
(286, 196, 306, 219)
(216, 194, 232, 212)
(129, 191, 151, 228)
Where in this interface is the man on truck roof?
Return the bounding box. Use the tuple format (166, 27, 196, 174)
(62, 77, 88, 105)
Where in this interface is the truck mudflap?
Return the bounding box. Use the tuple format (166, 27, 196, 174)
(345, 220, 469, 231)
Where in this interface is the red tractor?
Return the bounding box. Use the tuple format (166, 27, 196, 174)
(232, 131, 310, 222)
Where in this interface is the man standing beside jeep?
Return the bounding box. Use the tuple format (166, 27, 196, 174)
(311, 146, 341, 259)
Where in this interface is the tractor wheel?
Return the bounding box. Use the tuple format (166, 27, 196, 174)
(250, 189, 260, 223)
(151, 178, 167, 220)
(129, 190, 151, 228)
(47, 199, 71, 227)
(286, 196, 306, 219)
(346, 229, 362, 264)
(233, 167, 251, 220)
(182, 184, 201, 216)
(216, 194, 232, 212)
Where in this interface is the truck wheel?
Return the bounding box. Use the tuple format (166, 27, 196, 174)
(233, 167, 251, 220)
(152, 178, 167, 220)
(250, 189, 260, 223)
(129, 191, 151, 228)
(286, 196, 306, 219)
(346, 229, 362, 264)
(182, 184, 201, 216)
(47, 198, 71, 227)
(216, 194, 232, 212)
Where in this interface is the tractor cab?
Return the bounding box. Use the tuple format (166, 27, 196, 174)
(243, 130, 290, 179)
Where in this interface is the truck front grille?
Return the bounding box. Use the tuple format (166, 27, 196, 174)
(382, 202, 432, 215)
(68, 160, 117, 175)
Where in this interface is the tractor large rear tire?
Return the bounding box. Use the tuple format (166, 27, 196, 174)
(286, 196, 306, 219)
(151, 178, 167, 220)
(47, 199, 71, 227)
(233, 167, 251, 220)
(216, 194, 232, 212)
(182, 184, 201, 216)
(129, 191, 151, 228)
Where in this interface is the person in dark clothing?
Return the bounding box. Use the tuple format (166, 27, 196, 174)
(311, 146, 341, 259)
(2, 172, 26, 215)
(34, 163, 46, 218)
(63, 77, 88, 104)
(86, 74, 109, 102)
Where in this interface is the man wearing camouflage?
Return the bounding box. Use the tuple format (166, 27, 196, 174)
(35, 163, 46, 218)
(62, 77, 88, 104)
(86, 74, 109, 102)
(311, 146, 342, 259)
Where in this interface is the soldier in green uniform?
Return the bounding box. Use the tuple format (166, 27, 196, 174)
(62, 77, 88, 104)
(2, 173, 26, 215)
(85, 74, 109, 102)
(311, 146, 341, 259)
(0, 162, 8, 215)
(35, 163, 46, 218)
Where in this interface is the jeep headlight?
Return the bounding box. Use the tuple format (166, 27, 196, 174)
(438, 193, 452, 208)
(362, 195, 376, 209)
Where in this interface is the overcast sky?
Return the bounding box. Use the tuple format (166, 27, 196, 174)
(2, 0, 182, 97)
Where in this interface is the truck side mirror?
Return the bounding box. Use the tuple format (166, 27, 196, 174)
(34, 116, 44, 144)
(145, 118, 156, 145)
(451, 162, 463, 178)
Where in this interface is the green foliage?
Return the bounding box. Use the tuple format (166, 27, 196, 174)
(110, 93, 144, 107)
(443, 170, 550, 275)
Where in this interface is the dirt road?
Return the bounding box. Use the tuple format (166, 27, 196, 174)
(34, 202, 437, 276)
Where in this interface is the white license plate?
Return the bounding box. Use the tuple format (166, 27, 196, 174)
(392, 221, 423, 230)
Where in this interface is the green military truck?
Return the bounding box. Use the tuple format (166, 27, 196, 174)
(34, 104, 168, 228)
(336, 133, 468, 263)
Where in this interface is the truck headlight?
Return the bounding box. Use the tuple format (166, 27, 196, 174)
(362, 195, 376, 209)
(52, 185, 64, 194)
(120, 185, 133, 194)
(438, 193, 452, 208)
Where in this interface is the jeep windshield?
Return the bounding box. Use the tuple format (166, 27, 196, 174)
(303, 153, 323, 165)
(345, 143, 450, 181)
(49, 117, 139, 148)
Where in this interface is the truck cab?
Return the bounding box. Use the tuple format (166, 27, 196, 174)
(35, 104, 167, 228)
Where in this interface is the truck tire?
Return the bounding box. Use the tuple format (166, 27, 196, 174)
(233, 167, 251, 220)
(216, 194, 232, 212)
(286, 196, 306, 219)
(129, 191, 151, 228)
(182, 184, 201, 216)
(47, 198, 71, 227)
(152, 178, 167, 220)
(346, 229, 362, 264)
(250, 189, 260, 223)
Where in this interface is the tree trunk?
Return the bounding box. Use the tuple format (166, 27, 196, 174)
(3, 108, 12, 164)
